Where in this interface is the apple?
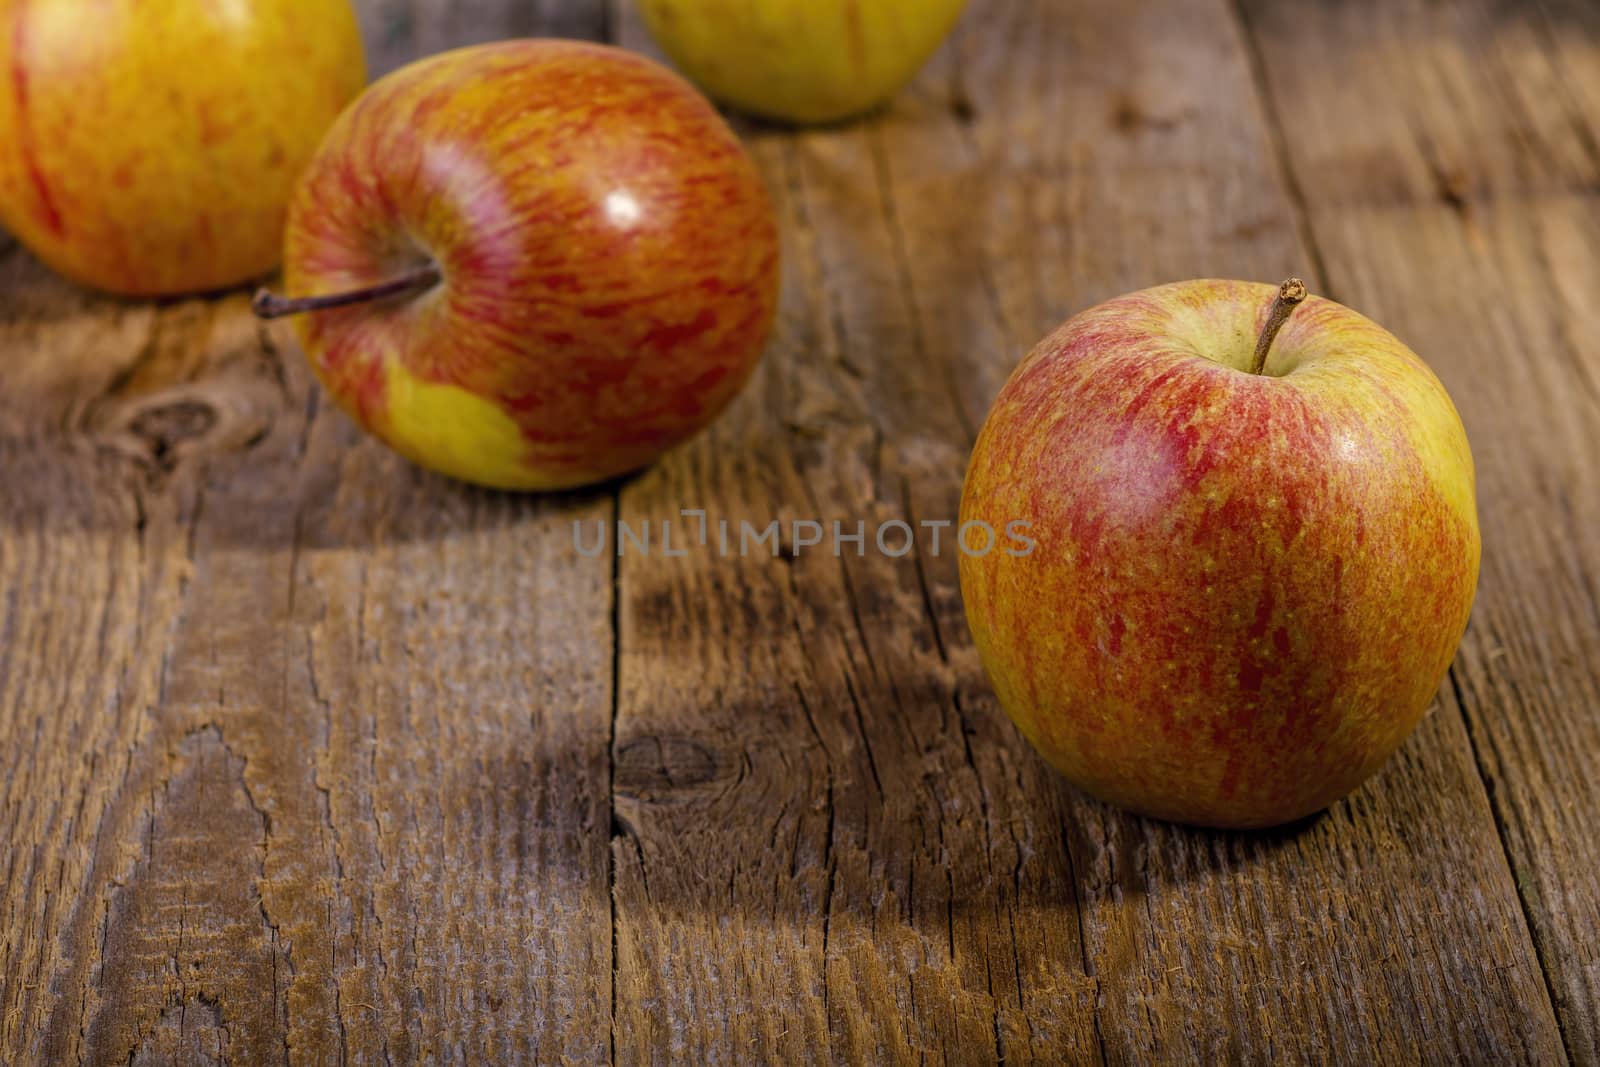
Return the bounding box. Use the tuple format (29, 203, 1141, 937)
(637, 0, 969, 124)
(959, 279, 1480, 829)
(0, 0, 366, 296)
(253, 40, 780, 492)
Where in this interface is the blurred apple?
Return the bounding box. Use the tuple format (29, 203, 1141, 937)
(960, 279, 1480, 829)
(255, 40, 780, 492)
(0, 0, 366, 296)
(637, 0, 969, 124)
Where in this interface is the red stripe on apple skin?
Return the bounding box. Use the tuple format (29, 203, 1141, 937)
(8, 7, 67, 238)
(960, 280, 1480, 828)
(284, 39, 779, 483)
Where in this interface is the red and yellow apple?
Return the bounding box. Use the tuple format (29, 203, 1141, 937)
(959, 279, 1480, 829)
(0, 0, 366, 296)
(637, 0, 969, 124)
(257, 40, 779, 491)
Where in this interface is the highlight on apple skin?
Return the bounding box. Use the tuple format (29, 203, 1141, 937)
(637, 0, 970, 124)
(0, 0, 367, 297)
(263, 40, 781, 492)
(959, 279, 1481, 829)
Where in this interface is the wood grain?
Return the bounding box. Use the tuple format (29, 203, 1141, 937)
(357, 0, 608, 75)
(0, 0, 1595, 1063)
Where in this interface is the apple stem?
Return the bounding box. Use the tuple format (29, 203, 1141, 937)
(1248, 277, 1308, 376)
(251, 264, 443, 320)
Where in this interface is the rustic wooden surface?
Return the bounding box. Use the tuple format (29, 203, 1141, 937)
(2, 0, 1596, 1063)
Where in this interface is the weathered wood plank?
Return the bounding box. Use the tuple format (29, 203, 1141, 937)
(1, 4, 616, 1065)
(607, 0, 1565, 1062)
(0, 273, 206, 1065)
(358, 0, 608, 75)
(604, 11, 1096, 1060)
(1240, 1, 1600, 1059)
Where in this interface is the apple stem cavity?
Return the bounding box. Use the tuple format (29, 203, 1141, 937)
(251, 263, 443, 320)
(1248, 277, 1309, 376)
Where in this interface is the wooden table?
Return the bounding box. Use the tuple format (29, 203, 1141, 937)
(4, 1, 1598, 1063)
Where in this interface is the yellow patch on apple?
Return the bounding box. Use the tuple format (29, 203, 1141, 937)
(375, 362, 547, 492)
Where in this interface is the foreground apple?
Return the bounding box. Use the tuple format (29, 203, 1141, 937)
(960, 279, 1480, 829)
(254, 40, 780, 491)
(0, 0, 365, 296)
(638, 0, 969, 124)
